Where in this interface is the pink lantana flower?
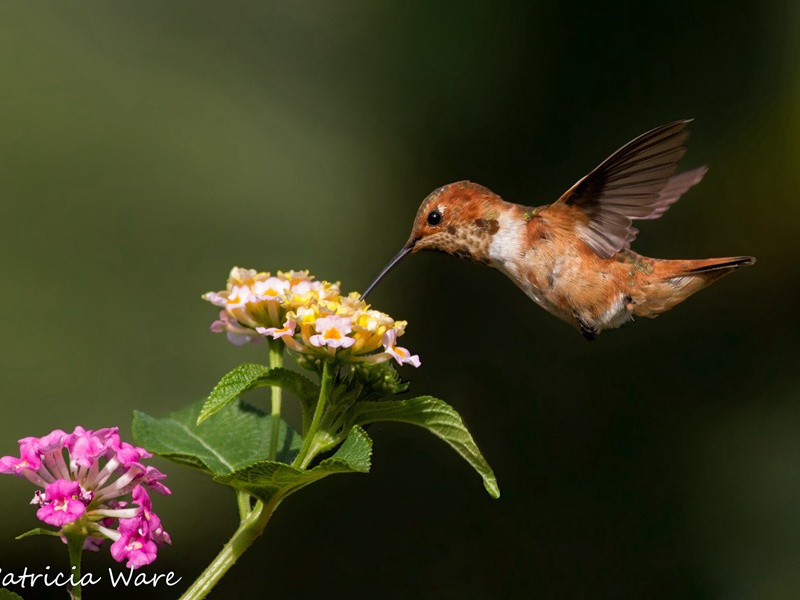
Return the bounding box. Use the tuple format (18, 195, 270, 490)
(110, 518, 158, 569)
(257, 318, 297, 341)
(381, 329, 422, 368)
(257, 319, 306, 353)
(36, 479, 86, 526)
(210, 310, 263, 346)
(1, 426, 171, 569)
(130, 485, 171, 546)
(309, 315, 356, 349)
(106, 487, 171, 569)
(1, 451, 42, 479)
(70, 426, 115, 468)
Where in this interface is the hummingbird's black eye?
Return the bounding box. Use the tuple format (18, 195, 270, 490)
(427, 209, 442, 226)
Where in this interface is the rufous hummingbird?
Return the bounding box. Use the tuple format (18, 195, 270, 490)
(362, 120, 755, 340)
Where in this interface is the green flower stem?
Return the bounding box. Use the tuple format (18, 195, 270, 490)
(267, 339, 284, 461)
(179, 494, 282, 600)
(236, 490, 252, 520)
(65, 531, 85, 600)
(292, 361, 333, 469)
(302, 409, 346, 459)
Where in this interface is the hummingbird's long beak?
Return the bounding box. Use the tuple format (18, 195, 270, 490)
(361, 240, 416, 300)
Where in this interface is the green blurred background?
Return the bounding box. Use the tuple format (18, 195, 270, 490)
(1, 2, 798, 598)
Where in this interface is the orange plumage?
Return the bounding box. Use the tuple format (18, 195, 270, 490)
(363, 121, 755, 339)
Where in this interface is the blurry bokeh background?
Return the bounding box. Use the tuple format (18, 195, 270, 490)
(1, 2, 798, 598)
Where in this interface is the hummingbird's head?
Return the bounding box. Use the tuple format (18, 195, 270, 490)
(361, 181, 501, 298)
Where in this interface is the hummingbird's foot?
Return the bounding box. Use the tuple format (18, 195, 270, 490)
(573, 312, 598, 341)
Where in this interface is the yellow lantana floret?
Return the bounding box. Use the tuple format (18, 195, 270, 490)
(204, 267, 420, 367)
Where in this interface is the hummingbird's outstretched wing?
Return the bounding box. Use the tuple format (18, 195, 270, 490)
(553, 120, 706, 258)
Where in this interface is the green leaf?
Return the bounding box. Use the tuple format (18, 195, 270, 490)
(198, 364, 319, 424)
(15, 528, 60, 540)
(0, 589, 24, 600)
(133, 399, 302, 474)
(348, 396, 500, 499)
(215, 425, 372, 502)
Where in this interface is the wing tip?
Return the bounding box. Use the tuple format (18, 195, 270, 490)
(655, 118, 694, 132)
(675, 164, 709, 185)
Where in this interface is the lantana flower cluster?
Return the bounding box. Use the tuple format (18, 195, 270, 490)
(203, 267, 420, 367)
(0, 426, 171, 568)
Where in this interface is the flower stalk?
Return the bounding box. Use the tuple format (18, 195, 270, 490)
(292, 361, 334, 470)
(235, 490, 252, 521)
(267, 339, 284, 461)
(179, 494, 282, 600)
(65, 530, 85, 600)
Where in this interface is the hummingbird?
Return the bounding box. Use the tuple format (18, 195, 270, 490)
(362, 120, 755, 340)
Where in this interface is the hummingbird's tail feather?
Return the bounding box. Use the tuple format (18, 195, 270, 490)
(631, 255, 755, 318)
